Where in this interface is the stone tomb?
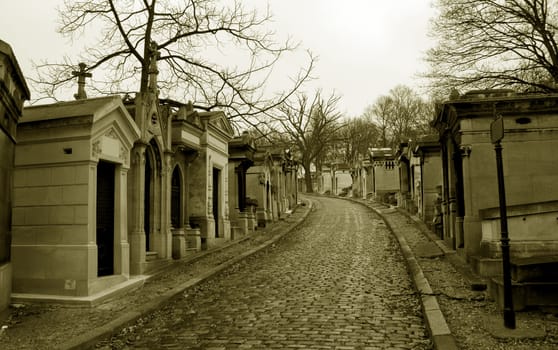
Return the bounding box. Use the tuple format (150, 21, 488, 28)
(412, 136, 443, 229)
(369, 148, 399, 204)
(0, 39, 30, 312)
(433, 90, 558, 273)
(11, 96, 140, 297)
(246, 149, 274, 227)
(188, 111, 234, 249)
(228, 132, 256, 236)
(266, 148, 295, 220)
(170, 102, 204, 256)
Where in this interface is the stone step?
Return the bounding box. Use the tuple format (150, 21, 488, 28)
(511, 255, 558, 282)
(489, 277, 558, 311)
(145, 251, 158, 262)
(144, 258, 173, 275)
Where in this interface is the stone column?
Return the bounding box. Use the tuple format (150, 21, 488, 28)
(447, 139, 457, 250)
(161, 151, 173, 258)
(128, 143, 147, 275)
(183, 160, 201, 251)
(114, 166, 130, 276)
(222, 163, 231, 240)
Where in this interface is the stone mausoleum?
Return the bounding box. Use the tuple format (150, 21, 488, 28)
(369, 148, 399, 204)
(0, 39, 30, 313)
(12, 96, 140, 298)
(434, 90, 558, 264)
(433, 90, 558, 308)
(8, 50, 236, 301)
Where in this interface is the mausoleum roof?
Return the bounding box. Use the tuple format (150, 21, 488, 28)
(0, 39, 30, 100)
(22, 96, 125, 123)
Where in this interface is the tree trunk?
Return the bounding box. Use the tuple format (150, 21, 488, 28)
(303, 163, 313, 193)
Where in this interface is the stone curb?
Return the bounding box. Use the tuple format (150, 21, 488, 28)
(340, 197, 459, 350)
(58, 199, 314, 350)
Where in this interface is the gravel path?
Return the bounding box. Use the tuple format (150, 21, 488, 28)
(352, 197, 558, 350)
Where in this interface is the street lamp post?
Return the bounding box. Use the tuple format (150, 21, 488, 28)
(490, 112, 516, 329)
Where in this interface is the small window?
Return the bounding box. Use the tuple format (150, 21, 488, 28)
(515, 117, 531, 125)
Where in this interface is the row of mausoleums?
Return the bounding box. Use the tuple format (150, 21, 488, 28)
(0, 39, 298, 311)
(350, 89, 558, 310)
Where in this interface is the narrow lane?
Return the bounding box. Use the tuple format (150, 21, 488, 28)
(101, 196, 430, 349)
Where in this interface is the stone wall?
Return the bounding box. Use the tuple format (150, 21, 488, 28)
(0, 133, 14, 265)
(0, 127, 14, 311)
(11, 163, 93, 296)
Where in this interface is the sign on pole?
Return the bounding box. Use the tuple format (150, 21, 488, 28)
(490, 115, 504, 144)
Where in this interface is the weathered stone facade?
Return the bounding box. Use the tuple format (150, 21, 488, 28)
(12, 97, 140, 297)
(0, 39, 30, 312)
(188, 111, 233, 249)
(8, 69, 234, 301)
(397, 136, 443, 233)
(246, 148, 274, 227)
(228, 132, 256, 237)
(433, 90, 558, 274)
(412, 136, 443, 232)
(369, 148, 399, 204)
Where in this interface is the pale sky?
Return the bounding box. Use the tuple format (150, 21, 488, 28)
(0, 0, 436, 117)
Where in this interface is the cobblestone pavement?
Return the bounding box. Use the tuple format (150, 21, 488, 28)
(97, 196, 431, 349)
(0, 202, 310, 350)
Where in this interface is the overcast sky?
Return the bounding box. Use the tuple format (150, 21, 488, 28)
(0, 0, 436, 117)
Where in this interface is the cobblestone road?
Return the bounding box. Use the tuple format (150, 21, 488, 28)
(99, 197, 430, 349)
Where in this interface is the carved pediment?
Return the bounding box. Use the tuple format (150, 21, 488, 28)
(199, 110, 234, 138)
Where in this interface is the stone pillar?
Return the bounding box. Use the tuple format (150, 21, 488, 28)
(246, 203, 257, 232)
(129, 143, 147, 275)
(222, 164, 231, 240)
(446, 139, 457, 250)
(161, 151, 173, 258)
(114, 166, 130, 276)
(183, 160, 201, 251)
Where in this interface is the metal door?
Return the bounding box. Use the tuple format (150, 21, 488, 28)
(96, 161, 115, 276)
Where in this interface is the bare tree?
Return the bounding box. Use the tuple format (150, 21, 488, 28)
(31, 0, 314, 126)
(365, 85, 433, 148)
(337, 116, 379, 167)
(364, 95, 392, 147)
(277, 90, 343, 193)
(387, 85, 433, 144)
(426, 0, 558, 97)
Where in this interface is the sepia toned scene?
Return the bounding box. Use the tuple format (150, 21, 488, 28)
(2, 1, 558, 349)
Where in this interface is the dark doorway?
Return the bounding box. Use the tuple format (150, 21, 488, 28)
(96, 161, 115, 276)
(144, 153, 152, 251)
(171, 166, 181, 228)
(213, 168, 220, 238)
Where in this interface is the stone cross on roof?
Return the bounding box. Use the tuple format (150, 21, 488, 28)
(72, 62, 92, 100)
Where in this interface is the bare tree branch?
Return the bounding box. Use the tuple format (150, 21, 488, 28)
(425, 0, 558, 98)
(270, 90, 344, 193)
(365, 85, 434, 149)
(32, 0, 314, 128)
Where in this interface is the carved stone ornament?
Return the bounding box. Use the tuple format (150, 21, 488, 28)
(92, 140, 101, 158)
(459, 145, 472, 158)
(105, 128, 119, 139)
(119, 146, 129, 164)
